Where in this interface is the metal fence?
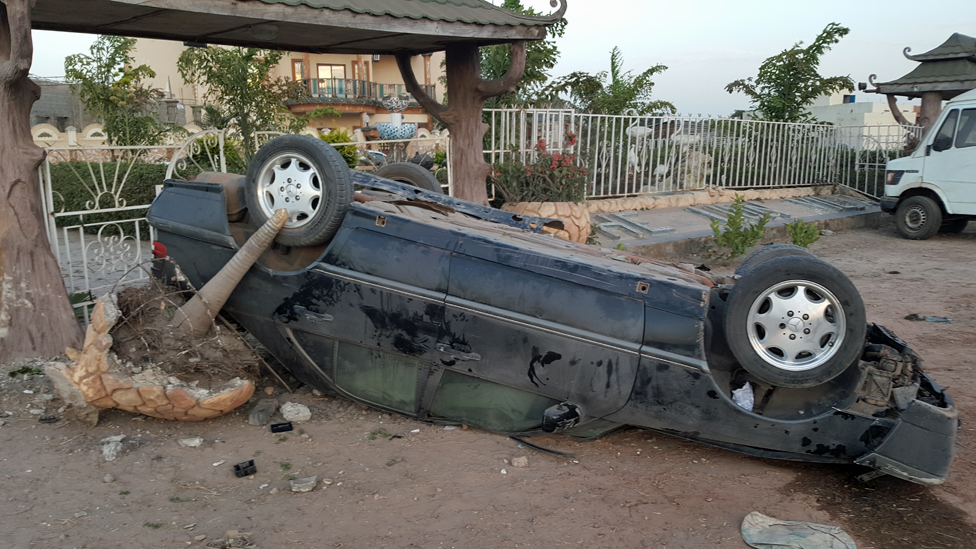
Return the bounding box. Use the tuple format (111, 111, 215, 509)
(484, 109, 923, 198)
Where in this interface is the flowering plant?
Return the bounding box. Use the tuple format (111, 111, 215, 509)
(490, 132, 589, 204)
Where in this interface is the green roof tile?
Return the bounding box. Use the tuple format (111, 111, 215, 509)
(256, 0, 564, 27)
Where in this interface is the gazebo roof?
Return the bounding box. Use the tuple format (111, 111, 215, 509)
(31, 0, 566, 55)
(869, 33, 976, 99)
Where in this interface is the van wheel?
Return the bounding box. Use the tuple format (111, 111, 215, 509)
(245, 135, 354, 247)
(375, 162, 443, 194)
(895, 196, 942, 240)
(725, 256, 866, 388)
(939, 218, 969, 234)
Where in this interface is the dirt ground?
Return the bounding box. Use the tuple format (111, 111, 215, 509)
(1, 218, 974, 549)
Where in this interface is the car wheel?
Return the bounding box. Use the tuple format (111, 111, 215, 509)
(939, 218, 969, 234)
(895, 196, 942, 240)
(724, 255, 866, 388)
(245, 135, 354, 247)
(375, 162, 443, 194)
(735, 244, 814, 277)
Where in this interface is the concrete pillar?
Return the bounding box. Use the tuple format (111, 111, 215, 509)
(918, 91, 943, 136)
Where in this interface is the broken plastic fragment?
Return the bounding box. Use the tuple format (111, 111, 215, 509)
(741, 511, 855, 549)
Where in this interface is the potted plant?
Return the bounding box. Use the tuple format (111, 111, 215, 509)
(491, 132, 590, 243)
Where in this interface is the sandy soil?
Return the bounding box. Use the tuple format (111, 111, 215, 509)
(1, 218, 973, 549)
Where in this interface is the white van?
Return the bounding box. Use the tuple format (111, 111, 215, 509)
(881, 88, 976, 239)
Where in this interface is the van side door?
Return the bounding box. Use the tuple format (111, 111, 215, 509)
(925, 108, 976, 214)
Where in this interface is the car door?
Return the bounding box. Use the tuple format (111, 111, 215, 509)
(925, 108, 976, 214)
(274, 227, 449, 415)
(437, 252, 644, 428)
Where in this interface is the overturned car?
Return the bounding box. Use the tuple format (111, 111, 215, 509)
(148, 135, 957, 485)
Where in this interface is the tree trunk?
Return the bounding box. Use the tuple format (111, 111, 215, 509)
(397, 42, 526, 206)
(0, 0, 83, 362)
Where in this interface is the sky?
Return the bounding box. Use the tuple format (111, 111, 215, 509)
(30, 0, 976, 116)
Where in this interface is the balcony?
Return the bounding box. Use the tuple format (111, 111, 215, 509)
(301, 78, 436, 104)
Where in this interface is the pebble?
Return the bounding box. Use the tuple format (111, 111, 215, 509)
(194, 535, 207, 542)
(311, 389, 323, 396)
(820, 229, 835, 236)
(280, 402, 311, 423)
(500, 469, 507, 474)
(269, 487, 279, 495)
(213, 460, 226, 467)
(248, 399, 279, 426)
(101, 436, 125, 462)
(410, 429, 420, 433)
(73, 511, 87, 518)
(290, 476, 318, 493)
(259, 483, 269, 489)
(512, 456, 529, 468)
(178, 437, 204, 448)
(443, 425, 458, 431)
(103, 474, 115, 483)
(321, 478, 333, 485)
(264, 386, 275, 395)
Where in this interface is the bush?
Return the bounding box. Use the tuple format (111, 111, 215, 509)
(490, 132, 588, 204)
(49, 161, 171, 232)
(711, 194, 770, 258)
(787, 218, 820, 248)
(319, 128, 358, 168)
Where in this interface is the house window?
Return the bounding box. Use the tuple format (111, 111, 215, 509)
(317, 64, 346, 81)
(292, 59, 304, 82)
(843, 95, 856, 104)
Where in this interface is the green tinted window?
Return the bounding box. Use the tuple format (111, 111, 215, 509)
(336, 343, 418, 414)
(429, 371, 557, 433)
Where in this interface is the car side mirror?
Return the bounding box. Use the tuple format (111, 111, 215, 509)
(932, 136, 953, 152)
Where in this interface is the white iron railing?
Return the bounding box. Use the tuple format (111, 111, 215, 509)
(484, 109, 923, 198)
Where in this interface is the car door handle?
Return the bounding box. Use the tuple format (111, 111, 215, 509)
(294, 306, 333, 323)
(436, 343, 481, 362)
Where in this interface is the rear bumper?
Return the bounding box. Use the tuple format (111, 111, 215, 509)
(854, 387, 958, 485)
(880, 196, 899, 214)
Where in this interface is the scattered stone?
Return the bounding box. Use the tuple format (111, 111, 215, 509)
(259, 483, 269, 489)
(0, 420, 6, 427)
(248, 399, 278, 426)
(321, 478, 333, 485)
(29, 409, 44, 415)
(184, 523, 196, 530)
(194, 535, 206, 542)
(101, 435, 125, 462)
(280, 402, 311, 423)
(311, 389, 323, 397)
(269, 487, 279, 495)
(500, 468, 507, 474)
(290, 475, 318, 493)
(103, 474, 115, 483)
(213, 460, 226, 467)
(73, 511, 87, 518)
(443, 425, 458, 431)
(178, 437, 204, 448)
(187, 357, 201, 363)
(512, 456, 529, 468)
(410, 429, 420, 433)
(820, 229, 835, 236)
(264, 386, 275, 395)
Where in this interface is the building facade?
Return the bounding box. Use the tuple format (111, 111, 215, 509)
(806, 90, 919, 127)
(131, 38, 445, 135)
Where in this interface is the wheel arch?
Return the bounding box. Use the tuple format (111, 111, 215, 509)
(897, 185, 952, 216)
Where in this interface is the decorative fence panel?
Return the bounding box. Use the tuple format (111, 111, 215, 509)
(484, 109, 923, 198)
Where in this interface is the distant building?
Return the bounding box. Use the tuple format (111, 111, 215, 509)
(131, 38, 445, 134)
(30, 77, 92, 131)
(806, 90, 919, 127)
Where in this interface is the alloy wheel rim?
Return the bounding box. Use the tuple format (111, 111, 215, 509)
(255, 152, 325, 228)
(746, 279, 846, 372)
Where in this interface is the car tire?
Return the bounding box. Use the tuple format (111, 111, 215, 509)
(895, 196, 942, 240)
(724, 255, 866, 389)
(245, 135, 354, 247)
(939, 218, 969, 234)
(735, 244, 814, 277)
(375, 162, 443, 194)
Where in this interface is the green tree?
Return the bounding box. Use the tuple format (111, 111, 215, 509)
(177, 47, 339, 160)
(480, 0, 566, 107)
(543, 47, 674, 115)
(64, 36, 168, 146)
(725, 23, 853, 123)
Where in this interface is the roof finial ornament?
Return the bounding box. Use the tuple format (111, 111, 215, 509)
(868, 74, 877, 86)
(548, 0, 567, 19)
(902, 46, 914, 60)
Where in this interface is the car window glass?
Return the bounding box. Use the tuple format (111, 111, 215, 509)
(932, 109, 958, 152)
(955, 109, 976, 149)
(428, 370, 558, 433)
(336, 343, 419, 413)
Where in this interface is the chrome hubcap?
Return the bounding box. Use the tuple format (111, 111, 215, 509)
(255, 152, 324, 228)
(746, 280, 846, 372)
